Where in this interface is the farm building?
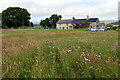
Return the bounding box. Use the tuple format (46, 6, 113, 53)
(56, 15, 100, 29)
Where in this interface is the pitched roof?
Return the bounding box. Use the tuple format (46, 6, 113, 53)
(72, 18, 98, 23)
(57, 19, 73, 24)
(88, 18, 99, 22)
(57, 18, 99, 24)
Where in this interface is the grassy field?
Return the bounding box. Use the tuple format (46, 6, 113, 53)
(2, 29, 119, 78)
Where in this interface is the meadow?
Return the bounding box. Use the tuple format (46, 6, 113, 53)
(2, 29, 119, 78)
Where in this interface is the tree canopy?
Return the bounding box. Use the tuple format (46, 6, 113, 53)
(40, 14, 62, 29)
(0, 13, 1, 20)
(2, 7, 31, 29)
(30, 22, 34, 27)
(0, 13, 2, 27)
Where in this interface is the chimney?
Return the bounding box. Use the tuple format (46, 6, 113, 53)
(87, 15, 89, 20)
(73, 16, 75, 20)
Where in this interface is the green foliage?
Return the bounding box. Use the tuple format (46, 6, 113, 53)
(112, 27, 117, 30)
(2, 7, 31, 29)
(74, 22, 90, 29)
(40, 18, 52, 28)
(107, 24, 113, 27)
(0, 13, 1, 27)
(30, 22, 33, 27)
(0, 13, 1, 20)
(49, 14, 62, 28)
(40, 14, 62, 28)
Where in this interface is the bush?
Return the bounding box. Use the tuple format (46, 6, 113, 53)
(18, 26, 29, 29)
(112, 27, 117, 30)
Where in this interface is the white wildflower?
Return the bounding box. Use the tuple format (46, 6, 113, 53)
(80, 53, 85, 57)
(96, 55, 101, 58)
(84, 57, 91, 62)
(68, 50, 72, 53)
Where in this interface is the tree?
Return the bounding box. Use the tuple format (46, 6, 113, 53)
(40, 18, 52, 29)
(40, 14, 62, 29)
(49, 14, 62, 28)
(30, 22, 34, 27)
(2, 7, 31, 29)
(0, 13, 1, 20)
(0, 13, 2, 27)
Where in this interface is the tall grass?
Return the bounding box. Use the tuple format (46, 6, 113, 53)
(2, 29, 118, 78)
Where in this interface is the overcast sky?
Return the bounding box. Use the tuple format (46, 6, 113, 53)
(0, 0, 119, 23)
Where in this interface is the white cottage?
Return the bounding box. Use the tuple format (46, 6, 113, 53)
(56, 15, 100, 29)
(56, 19, 74, 29)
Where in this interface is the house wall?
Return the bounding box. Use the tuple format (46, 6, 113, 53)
(90, 20, 100, 27)
(57, 23, 74, 29)
(90, 22, 96, 27)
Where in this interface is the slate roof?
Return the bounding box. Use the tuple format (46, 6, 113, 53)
(72, 18, 98, 23)
(57, 19, 73, 24)
(57, 18, 99, 24)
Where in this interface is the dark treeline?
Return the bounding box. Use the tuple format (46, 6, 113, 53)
(2, 7, 32, 29)
(40, 14, 62, 29)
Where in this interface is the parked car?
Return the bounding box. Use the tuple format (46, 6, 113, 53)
(99, 27, 107, 31)
(87, 27, 92, 30)
(91, 27, 98, 31)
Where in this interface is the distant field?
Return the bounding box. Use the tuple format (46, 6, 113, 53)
(2, 29, 119, 78)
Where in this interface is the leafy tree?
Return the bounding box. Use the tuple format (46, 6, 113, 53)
(2, 7, 31, 29)
(40, 20, 46, 28)
(49, 14, 62, 28)
(40, 14, 62, 29)
(40, 18, 52, 29)
(0, 13, 1, 20)
(0, 13, 2, 27)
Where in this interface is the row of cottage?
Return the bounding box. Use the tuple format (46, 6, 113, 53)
(56, 15, 100, 29)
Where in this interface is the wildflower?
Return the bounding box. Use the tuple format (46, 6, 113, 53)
(50, 51, 52, 54)
(80, 53, 85, 57)
(40, 69, 42, 72)
(96, 55, 101, 58)
(75, 61, 79, 64)
(67, 50, 72, 53)
(84, 57, 91, 62)
(103, 40, 106, 42)
(53, 56, 55, 58)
